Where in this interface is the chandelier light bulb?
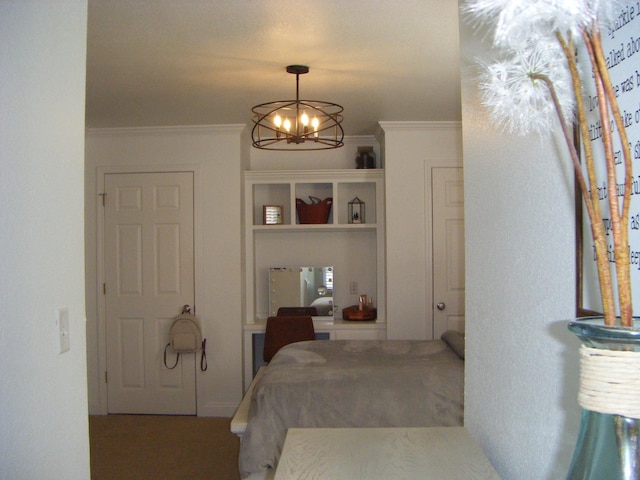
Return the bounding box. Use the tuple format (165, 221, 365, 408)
(283, 117, 291, 132)
(301, 111, 309, 135)
(273, 114, 282, 129)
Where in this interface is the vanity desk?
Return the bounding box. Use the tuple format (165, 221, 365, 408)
(242, 317, 386, 389)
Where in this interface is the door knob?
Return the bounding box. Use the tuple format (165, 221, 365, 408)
(436, 302, 446, 311)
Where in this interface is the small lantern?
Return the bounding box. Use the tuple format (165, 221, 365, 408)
(348, 196, 365, 224)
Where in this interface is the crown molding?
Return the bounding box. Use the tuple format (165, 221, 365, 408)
(85, 124, 246, 137)
(377, 121, 462, 133)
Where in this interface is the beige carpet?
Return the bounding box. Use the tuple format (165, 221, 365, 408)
(89, 415, 240, 480)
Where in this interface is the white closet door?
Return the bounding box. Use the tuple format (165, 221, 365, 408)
(104, 171, 196, 414)
(432, 167, 465, 338)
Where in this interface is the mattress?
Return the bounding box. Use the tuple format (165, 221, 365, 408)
(238, 335, 464, 478)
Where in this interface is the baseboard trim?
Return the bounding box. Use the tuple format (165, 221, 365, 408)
(198, 401, 238, 418)
(88, 400, 106, 415)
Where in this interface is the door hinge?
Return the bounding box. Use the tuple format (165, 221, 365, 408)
(105, 371, 108, 383)
(99, 192, 107, 206)
(103, 283, 106, 295)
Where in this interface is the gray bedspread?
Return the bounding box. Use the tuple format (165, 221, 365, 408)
(238, 337, 464, 478)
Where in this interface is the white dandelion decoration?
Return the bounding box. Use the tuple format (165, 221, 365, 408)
(463, 0, 633, 327)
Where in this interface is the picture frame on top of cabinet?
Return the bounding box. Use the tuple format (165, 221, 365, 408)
(263, 205, 283, 225)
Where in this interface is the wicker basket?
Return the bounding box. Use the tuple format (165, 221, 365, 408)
(296, 196, 333, 224)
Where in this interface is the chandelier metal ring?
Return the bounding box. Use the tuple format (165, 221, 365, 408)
(251, 65, 344, 151)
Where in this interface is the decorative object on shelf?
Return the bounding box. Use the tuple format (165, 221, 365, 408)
(464, 1, 638, 477)
(296, 196, 333, 224)
(358, 295, 368, 310)
(342, 304, 376, 321)
(251, 65, 344, 151)
(343, 295, 376, 321)
(566, 317, 640, 479)
(348, 196, 365, 224)
(355, 146, 375, 169)
(263, 205, 283, 225)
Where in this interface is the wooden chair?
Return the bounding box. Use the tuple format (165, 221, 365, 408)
(263, 315, 316, 362)
(276, 306, 318, 317)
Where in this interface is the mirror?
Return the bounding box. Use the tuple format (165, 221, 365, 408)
(269, 266, 334, 316)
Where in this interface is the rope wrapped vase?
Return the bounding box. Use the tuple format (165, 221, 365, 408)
(578, 345, 640, 419)
(567, 318, 640, 480)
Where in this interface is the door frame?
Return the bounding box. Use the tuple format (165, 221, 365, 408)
(94, 164, 203, 415)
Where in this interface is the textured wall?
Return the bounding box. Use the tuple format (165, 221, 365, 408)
(0, 1, 90, 478)
(459, 3, 583, 479)
(381, 122, 463, 340)
(85, 126, 245, 416)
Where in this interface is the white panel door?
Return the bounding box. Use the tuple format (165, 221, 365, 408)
(432, 168, 465, 338)
(104, 172, 195, 414)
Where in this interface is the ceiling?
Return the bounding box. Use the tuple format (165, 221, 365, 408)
(85, 0, 462, 136)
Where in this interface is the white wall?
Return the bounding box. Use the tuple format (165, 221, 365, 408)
(0, 2, 90, 479)
(85, 125, 245, 416)
(381, 122, 463, 340)
(459, 7, 582, 479)
(86, 130, 383, 414)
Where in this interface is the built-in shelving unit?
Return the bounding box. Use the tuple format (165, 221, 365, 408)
(249, 175, 378, 230)
(242, 169, 386, 386)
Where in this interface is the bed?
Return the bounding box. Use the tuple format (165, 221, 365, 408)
(234, 332, 465, 479)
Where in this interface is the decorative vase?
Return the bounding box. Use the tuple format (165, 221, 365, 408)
(567, 317, 640, 480)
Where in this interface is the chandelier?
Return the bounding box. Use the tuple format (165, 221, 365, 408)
(251, 65, 344, 151)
